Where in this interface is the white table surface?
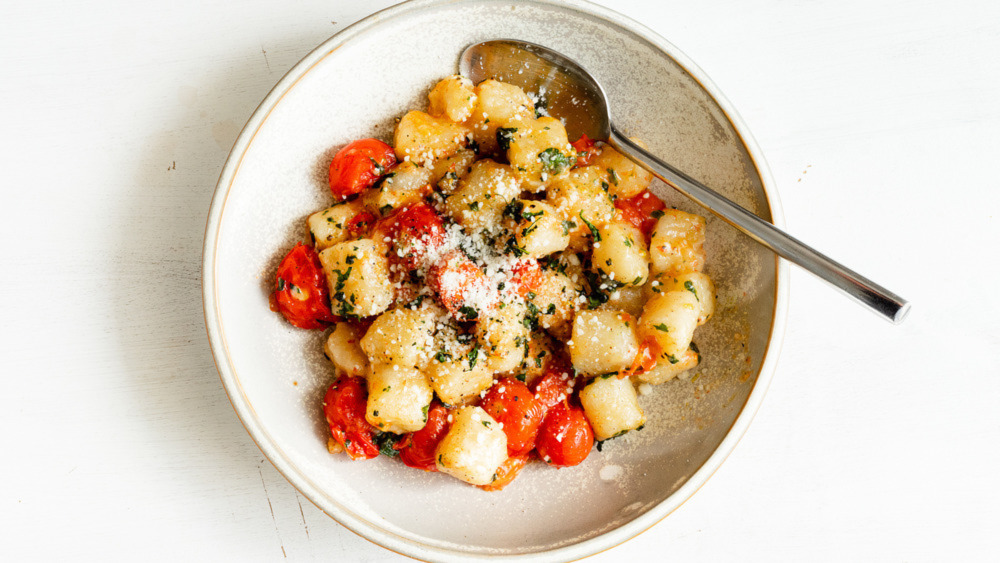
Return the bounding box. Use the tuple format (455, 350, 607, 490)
(3, 0, 999, 560)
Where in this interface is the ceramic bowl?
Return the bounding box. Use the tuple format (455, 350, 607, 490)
(203, 0, 788, 560)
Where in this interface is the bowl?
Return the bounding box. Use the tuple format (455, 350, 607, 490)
(202, 0, 788, 560)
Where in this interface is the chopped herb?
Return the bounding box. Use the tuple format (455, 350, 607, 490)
(684, 280, 698, 298)
(651, 209, 665, 219)
(578, 211, 601, 241)
(623, 236, 633, 248)
(607, 168, 620, 186)
(468, 201, 480, 212)
(538, 148, 572, 175)
(482, 420, 491, 428)
(467, 345, 480, 368)
(561, 219, 576, 236)
(653, 323, 670, 332)
(458, 305, 479, 320)
(666, 354, 679, 364)
(421, 404, 429, 421)
(277, 278, 286, 291)
(435, 349, 453, 363)
(378, 204, 393, 216)
(496, 127, 518, 152)
(545, 303, 556, 315)
(345, 255, 356, 264)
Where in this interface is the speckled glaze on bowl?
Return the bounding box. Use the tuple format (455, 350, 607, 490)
(202, 0, 788, 560)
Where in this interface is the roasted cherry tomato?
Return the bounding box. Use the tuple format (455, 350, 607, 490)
(509, 258, 543, 298)
(571, 134, 598, 167)
(427, 251, 499, 321)
(397, 402, 451, 471)
(480, 378, 543, 456)
(328, 138, 396, 200)
(531, 361, 577, 418)
(478, 454, 529, 492)
(345, 210, 378, 239)
(322, 377, 379, 461)
(614, 189, 667, 240)
(535, 401, 594, 467)
(621, 337, 661, 379)
(271, 242, 337, 329)
(374, 202, 447, 270)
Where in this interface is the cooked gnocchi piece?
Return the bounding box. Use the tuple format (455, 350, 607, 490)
(318, 239, 394, 319)
(638, 290, 700, 360)
(366, 363, 434, 434)
(308, 200, 364, 250)
(428, 74, 477, 123)
(649, 209, 706, 276)
(435, 406, 508, 486)
(324, 322, 369, 377)
(580, 374, 646, 440)
(569, 310, 639, 375)
(394, 110, 471, 164)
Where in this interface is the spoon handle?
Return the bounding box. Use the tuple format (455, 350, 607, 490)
(609, 127, 910, 324)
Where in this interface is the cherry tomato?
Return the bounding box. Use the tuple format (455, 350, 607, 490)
(531, 361, 577, 418)
(509, 258, 543, 298)
(427, 251, 499, 321)
(478, 454, 529, 492)
(322, 377, 379, 461)
(398, 402, 451, 471)
(345, 210, 378, 239)
(374, 202, 447, 270)
(571, 134, 598, 167)
(271, 243, 337, 329)
(621, 337, 661, 379)
(614, 189, 667, 240)
(328, 138, 396, 200)
(535, 401, 594, 467)
(480, 378, 543, 456)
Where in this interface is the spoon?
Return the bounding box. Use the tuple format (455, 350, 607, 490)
(460, 39, 910, 324)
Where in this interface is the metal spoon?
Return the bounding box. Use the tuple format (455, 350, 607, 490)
(460, 39, 909, 324)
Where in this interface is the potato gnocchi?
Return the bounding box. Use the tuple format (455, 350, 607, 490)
(269, 75, 717, 490)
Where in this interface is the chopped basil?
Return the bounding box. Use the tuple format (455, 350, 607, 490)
(684, 280, 698, 298)
(496, 127, 518, 152)
(578, 211, 601, 241)
(538, 148, 572, 175)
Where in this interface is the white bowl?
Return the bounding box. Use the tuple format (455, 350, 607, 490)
(202, 0, 788, 560)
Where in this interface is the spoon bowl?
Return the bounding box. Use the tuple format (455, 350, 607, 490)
(461, 39, 909, 324)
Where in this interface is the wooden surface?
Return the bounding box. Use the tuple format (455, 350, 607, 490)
(3, 0, 998, 560)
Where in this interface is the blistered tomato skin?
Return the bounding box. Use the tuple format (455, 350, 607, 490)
(398, 402, 451, 471)
(571, 134, 598, 167)
(535, 401, 595, 467)
(426, 251, 499, 321)
(272, 243, 337, 329)
(614, 189, 667, 240)
(322, 377, 379, 461)
(375, 202, 447, 270)
(328, 138, 396, 200)
(531, 360, 576, 417)
(478, 454, 529, 492)
(509, 259, 543, 298)
(345, 210, 378, 239)
(481, 378, 543, 456)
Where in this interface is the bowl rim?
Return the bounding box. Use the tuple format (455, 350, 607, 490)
(202, 0, 789, 560)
